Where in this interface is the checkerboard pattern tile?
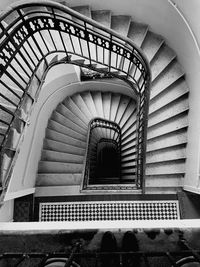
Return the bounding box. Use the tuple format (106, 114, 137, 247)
(39, 201, 180, 221)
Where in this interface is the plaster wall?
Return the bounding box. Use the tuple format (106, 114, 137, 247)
(5, 68, 133, 200)
(0, 200, 14, 222)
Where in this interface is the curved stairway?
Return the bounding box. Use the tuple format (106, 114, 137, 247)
(37, 91, 137, 187)
(0, 2, 189, 194)
(36, 4, 189, 193)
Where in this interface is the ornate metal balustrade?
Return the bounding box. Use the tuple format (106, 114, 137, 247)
(0, 1, 151, 199)
(82, 118, 122, 190)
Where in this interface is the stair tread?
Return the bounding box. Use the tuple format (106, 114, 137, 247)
(36, 173, 82, 186)
(57, 103, 88, 130)
(44, 138, 85, 155)
(38, 161, 83, 174)
(48, 117, 87, 137)
(151, 45, 176, 80)
(48, 119, 86, 140)
(128, 21, 148, 48)
(111, 15, 131, 37)
(147, 129, 187, 152)
(45, 128, 86, 148)
(91, 10, 111, 28)
(71, 5, 91, 18)
(141, 31, 164, 62)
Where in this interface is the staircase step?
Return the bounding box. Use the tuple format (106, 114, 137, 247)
(146, 145, 186, 164)
(91, 10, 111, 28)
(121, 153, 136, 162)
(119, 100, 136, 129)
(38, 161, 83, 173)
(41, 150, 84, 163)
(92, 91, 104, 118)
(147, 113, 188, 140)
(151, 45, 176, 80)
(64, 97, 90, 125)
(148, 97, 189, 127)
(121, 131, 136, 146)
(111, 15, 131, 36)
(121, 138, 136, 151)
(128, 21, 148, 48)
(43, 139, 85, 155)
(102, 92, 112, 120)
(146, 160, 185, 175)
(110, 94, 121, 122)
(150, 61, 185, 99)
(46, 128, 86, 148)
(48, 120, 86, 141)
(141, 31, 164, 62)
(36, 173, 82, 186)
(52, 110, 88, 135)
(147, 128, 187, 152)
(81, 91, 99, 118)
(150, 78, 188, 113)
(121, 121, 137, 140)
(121, 146, 137, 157)
(71, 94, 94, 120)
(115, 95, 130, 124)
(145, 175, 183, 188)
(57, 103, 88, 130)
(72, 5, 91, 18)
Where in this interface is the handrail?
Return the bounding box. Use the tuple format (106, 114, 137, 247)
(0, 1, 151, 198)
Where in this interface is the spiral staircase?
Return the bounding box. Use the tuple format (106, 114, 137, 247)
(0, 0, 189, 209)
(37, 91, 138, 188)
(33, 3, 189, 194)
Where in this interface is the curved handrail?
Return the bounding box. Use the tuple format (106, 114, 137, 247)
(0, 0, 151, 196)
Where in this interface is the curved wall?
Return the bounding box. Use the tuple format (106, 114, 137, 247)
(5, 67, 133, 200)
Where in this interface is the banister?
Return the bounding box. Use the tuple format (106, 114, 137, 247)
(0, 0, 151, 199)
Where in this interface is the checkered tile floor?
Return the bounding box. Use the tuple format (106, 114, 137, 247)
(39, 201, 180, 221)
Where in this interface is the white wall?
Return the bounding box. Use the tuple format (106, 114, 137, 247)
(0, 200, 14, 222)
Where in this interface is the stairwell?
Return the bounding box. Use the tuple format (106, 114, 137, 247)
(0, 1, 189, 197)
(36, 4, 189, 194)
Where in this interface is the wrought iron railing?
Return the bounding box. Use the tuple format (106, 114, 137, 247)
(82, 118, 121, 190)
(0, 1, 151, 198)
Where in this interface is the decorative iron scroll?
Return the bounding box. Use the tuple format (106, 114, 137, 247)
(0, 1, 151, 197)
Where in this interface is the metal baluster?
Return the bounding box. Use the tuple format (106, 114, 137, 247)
(52, 9, 69, 57)
(166, 252, 178, 267)
(38, 254, 50, 267)
(108, 35, 112, 72)
(0, 80, 21, 100)
(38, 31, 50, 53)
(14, 254, 28, 267)
(84, 22, 91, 65)
(180, 239, 200, 263)
(64, 241, 81, 267)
